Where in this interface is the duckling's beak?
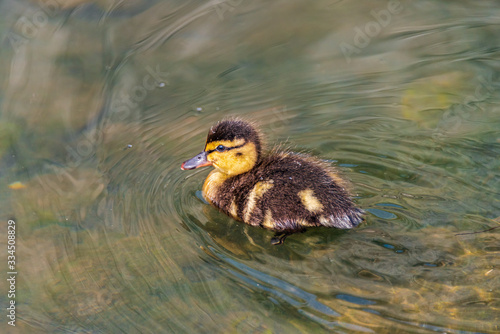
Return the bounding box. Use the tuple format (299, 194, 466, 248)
(181, 151, 213, 170)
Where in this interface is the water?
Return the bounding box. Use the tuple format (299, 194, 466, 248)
(1, 0, 499, 333)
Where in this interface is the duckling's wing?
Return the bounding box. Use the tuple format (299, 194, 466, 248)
(253, 155, 363, 231)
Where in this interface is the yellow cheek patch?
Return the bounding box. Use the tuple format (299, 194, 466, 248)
(298, 189, 324, 213)
(243, 180, 274, 222)
(207, 141, 258, 176)
(205, 138, 245, 152)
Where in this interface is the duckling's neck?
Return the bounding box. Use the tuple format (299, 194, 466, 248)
(202, 170, 230, 204)
(202, 147, 261, 204)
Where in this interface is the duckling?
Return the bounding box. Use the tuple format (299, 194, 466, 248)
(181, 119, 363, 244)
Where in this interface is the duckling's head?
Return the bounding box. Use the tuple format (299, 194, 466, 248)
(181, 119, 262, 176)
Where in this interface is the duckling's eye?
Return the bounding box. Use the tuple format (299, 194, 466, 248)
(216, 145, 226, 152)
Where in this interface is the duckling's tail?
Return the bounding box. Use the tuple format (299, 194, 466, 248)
(330, 207, 364, 229)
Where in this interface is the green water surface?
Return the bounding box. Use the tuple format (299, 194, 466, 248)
(0, 0, 499, 333)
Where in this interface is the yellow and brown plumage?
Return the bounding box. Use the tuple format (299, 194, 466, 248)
(181, 119, 363, 244)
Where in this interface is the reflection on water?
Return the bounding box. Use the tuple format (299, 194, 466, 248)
(1, 0, 499, 332)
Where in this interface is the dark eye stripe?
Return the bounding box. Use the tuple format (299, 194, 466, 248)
(207, 142, 245, 154)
